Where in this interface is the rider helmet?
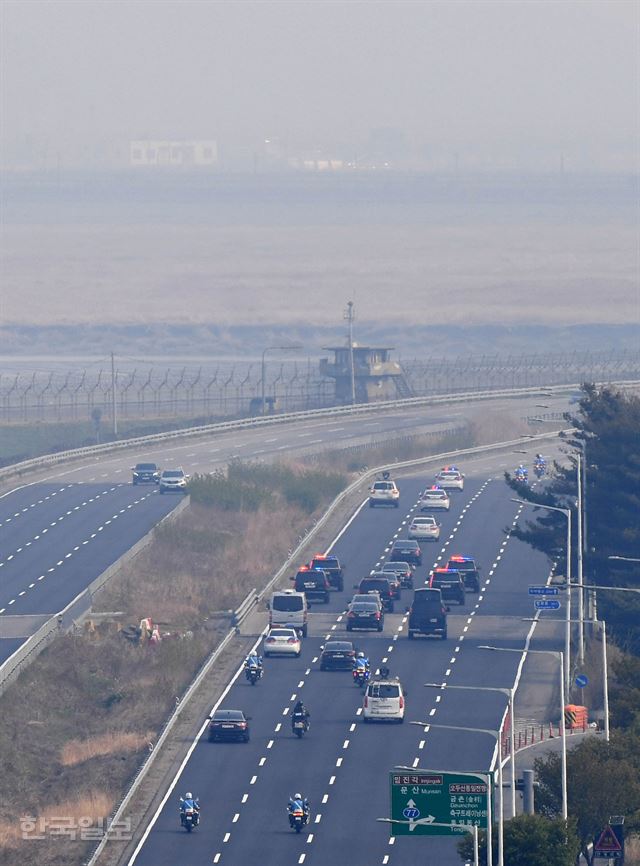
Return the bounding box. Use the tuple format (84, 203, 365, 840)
(294, 793, 302, 800)
(357, 651, 365, 659)
(185, 792, 192, 799)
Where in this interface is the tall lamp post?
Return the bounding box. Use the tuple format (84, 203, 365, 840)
(260, 345, 302, 416)
(480, 646, 567, 822)
(424, 683, 517, 819)
(512, 498, 572, 692)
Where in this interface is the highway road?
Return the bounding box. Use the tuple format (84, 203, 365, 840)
(0, 392, 567, 665)
(125, 445, 566, 866)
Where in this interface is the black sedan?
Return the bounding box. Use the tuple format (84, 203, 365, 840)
(208, 709, 251, 742)
(320, 640, 357, 670)
(346, 601, 384, 632)
(389, 539, 422, 566)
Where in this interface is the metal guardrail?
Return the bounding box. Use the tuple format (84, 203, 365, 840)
(0, 381, 610, 484)
(85, 427, 569, 865)
(0, 496, 190, 697)
(232, 590, 258, 627)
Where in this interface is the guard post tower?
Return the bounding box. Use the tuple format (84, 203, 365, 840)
(319, 302, 411, 404)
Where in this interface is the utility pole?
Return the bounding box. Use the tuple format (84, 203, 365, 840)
(344, 300, 356, 405)
(111, 352, 118, 437)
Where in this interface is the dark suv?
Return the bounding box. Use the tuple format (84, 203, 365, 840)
(356, 577, 396, 612)
(446, 556, 481, 592)
(292, 567, 330, 603)
(429, 568, 465, 606)
(308, 554, 344, 591)
(408, 588, 448, 640)
(131, 462, 160, 485)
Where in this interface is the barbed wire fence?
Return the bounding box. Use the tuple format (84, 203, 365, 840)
(0, 350, 638, 426)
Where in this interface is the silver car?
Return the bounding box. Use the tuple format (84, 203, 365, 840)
(419, 487, 451, 511)
(159, 468, 188, 494)
(408, 516, 441, 541)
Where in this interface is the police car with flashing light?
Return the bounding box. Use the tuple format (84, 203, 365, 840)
(434, 465, 465, 490)
(419, 485, 451, 511)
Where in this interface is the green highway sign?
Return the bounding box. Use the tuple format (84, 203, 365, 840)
(389, 770, 490, 836)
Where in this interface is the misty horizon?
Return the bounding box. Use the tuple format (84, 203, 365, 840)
(1, 1, 638, 173)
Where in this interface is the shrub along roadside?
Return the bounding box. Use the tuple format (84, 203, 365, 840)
(0, 461, 346, 866)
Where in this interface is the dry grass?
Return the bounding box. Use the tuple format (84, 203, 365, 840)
(60, 732, 154, 767)
(0, 462, 344, 866)
(0, 790, 114, 852)
(625, 836, 640, 865)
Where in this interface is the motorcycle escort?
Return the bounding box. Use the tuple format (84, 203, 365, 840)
(244, 655, 263, 686)
(353, 666, 370, 687)
(179, 794, 200, 832)
(292, 714, 310, 738)
(288, 795, 310, 832)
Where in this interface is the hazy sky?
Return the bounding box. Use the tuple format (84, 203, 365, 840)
(1, 0, 638, 171)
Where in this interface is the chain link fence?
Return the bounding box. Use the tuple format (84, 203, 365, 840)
(1, 349, 638, 425)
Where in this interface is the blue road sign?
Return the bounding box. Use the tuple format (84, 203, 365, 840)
(529, 586, 560, 596)
(575, 674, 589, 688)
(534, 599, 561, 610)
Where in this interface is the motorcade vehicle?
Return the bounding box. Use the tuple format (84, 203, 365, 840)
(407, 587, 448, 640)
(380, 561, 414, 589)
(446, 555, 481, 592)
(389, 539, 422, 566)
(356, 577, 396, 612)
(159, 468, 188, 493)
(288, 800, 310, 833)
(369, 570, 401, 598)
(346, 600, 384, 632)
(369, 478, 400, 507)
(350, 592, 384, 611)
(292, 566, 331, 603)
(363, 677, 406, 723)
(320, 640, 357, 670)
(408, 515, 441, 541)
(268, 590, 308, 636)
(308, 554, 344, 591)
(131, 462, 160, 485)
(434, 466, 465, 490)
(514, 465, 528, 484)
(419, 486, 451, 511)
(208, 709, 251, 742)
(429, 567, 466, 606)
(179, 798, 200, 832)
(263, 627, 302, 658)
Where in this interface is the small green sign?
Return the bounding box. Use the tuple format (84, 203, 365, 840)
(389, 770, 490, 836)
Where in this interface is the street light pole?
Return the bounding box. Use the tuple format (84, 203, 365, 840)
(480, 646, 567, 821)
(424, 683, 517, 818)
(512, 498, 572, 693)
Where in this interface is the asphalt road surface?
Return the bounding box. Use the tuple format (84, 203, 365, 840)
(126, 446, 565, 866)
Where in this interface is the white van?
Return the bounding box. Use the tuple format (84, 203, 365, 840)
(269, 590, 308, 637)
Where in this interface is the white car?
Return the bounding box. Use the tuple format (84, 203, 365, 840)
(408, 516, 441, 541)
(363, 678, 406, 723)
(435, 466, 465, 490)
(369, 480, 400, 508)
(419, 486, 451, 511)
(159, 468, 188, 493)
(263, 627, 301, 658)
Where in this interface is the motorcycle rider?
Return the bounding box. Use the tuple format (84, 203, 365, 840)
(291, 699, 310, 732)
(244, 653, 263, 673)
(288, 792, 310, 821)
(353, 651, 370, 672)
(179, 792, 200, 826)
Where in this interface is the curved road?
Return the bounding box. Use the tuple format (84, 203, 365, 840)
(0, 393, 567, 664)
(126, 445, 565, 866)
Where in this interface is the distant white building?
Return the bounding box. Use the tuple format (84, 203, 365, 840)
(129, 140, 218, 167)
